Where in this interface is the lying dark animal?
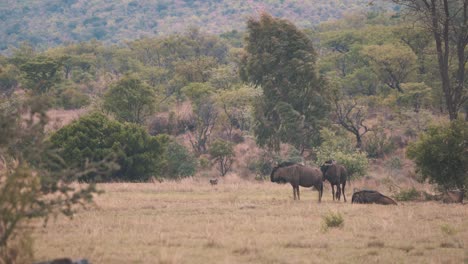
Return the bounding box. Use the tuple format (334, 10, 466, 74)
(351, 190, 397, 205)
(321, 161, 348, 202)
(209, 178, 218, 185)
(270, 162, 323, 202)
(34, 258, 89, 264)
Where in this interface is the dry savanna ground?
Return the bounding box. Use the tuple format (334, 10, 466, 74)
(33, 178, 467, 264)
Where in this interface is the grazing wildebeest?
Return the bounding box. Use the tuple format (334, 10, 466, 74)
(209, 178, 218, 185)
(270, 162, 323, 202)
(320, 160, 348, 202)
(351, 189, 397, 205)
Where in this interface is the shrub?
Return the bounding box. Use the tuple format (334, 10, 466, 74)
(322, 212, 344, 231)
(163, 141, 197, 179)
(49, 112, 169, 182)
(198, 156, 211, 170)
(210, 140, 235, 176)
(57, 87, 90, 109)
(363, 130, 396, 158)
(315, 128, 368, 178)
(103, 74, 156, 124)
(394, 188, 420, 201)
(407, 119, 467, 191)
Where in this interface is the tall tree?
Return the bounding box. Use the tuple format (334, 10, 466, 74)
(241, 13, 328, 152)
(393, 0, 468, 120)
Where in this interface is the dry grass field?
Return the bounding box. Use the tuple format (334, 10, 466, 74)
(33, 178, 467, 264)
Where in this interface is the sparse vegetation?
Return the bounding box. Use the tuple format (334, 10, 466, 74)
(394, 187, 420, 201)
(322, 211, 344, 230)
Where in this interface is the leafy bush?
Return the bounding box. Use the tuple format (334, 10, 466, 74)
(394, 187, 420, 201)
(198, 156, 211, 170)
(57, 87, 90, 109)
(315, 128, 368, 178)
(49, 112, 169, 182)
(209, 139, 234, 176)
(322, 211, 344, 231)
(163, 141, 197, 179)
(407, 119, 468, 191)
(103, 74, 156, 124)
(363, 129, 396, 158)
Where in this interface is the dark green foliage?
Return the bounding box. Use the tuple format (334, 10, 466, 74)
(49, 112, 169, 182)
(56, 85, 90, 109)
(0, 64, 18, 97)
(407, 120, 468, 190)
(241, 13, 329, 151)
(103, 75, 156, 124)
(163, 141, 197, 179)
(19, 56, 61, 94)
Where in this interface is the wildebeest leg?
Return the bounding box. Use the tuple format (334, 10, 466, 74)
(292, 185, 297, 200)
(297, 186, 300, 200)
(331, 184, 335, 201)
(342, 182, 347, 202)
(336, 187, 341, 201)
(318, 182, 323, 203)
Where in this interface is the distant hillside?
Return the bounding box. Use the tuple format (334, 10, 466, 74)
(0, 0, 395, 53)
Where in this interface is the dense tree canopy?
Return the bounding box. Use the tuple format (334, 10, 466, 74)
(407, 119, 468, 191)
(49, 113, 169, 182)
(241, 13, 329, 152)
(103, 75, 156, 124)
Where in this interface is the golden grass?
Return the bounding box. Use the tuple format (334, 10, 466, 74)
(33, 180, 467, 264)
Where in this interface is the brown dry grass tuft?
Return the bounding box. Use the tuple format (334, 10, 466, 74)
(32, 181, 468, 264)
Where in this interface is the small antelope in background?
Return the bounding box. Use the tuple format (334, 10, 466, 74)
(210, 178, 218, 185)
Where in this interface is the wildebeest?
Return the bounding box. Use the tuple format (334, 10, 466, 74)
(209, 178, 218, 185)
(270, 162, 323, 202)
(351, 189, 397, 205)
(34, 258, 90, 264)
(442, 190, 464, 203)
(320, 160, 348, 202)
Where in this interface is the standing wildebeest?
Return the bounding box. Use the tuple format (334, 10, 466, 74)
(351, 189, 397, 205)
(320, 160, 348, 202)
(270, 162, 323, 202)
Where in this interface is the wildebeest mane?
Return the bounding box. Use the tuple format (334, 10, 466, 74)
(270, 161, 298, 182)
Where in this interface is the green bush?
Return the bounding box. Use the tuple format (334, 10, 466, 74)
(315, 128, 368, 178)
(163, 141, 197, 179)
(322, 211, 344, 231)
(209, 139, 234, 176)
(407, 119, 468, 191)
(49, 112, 169, 182)
(363, 130, 396, 158)
(57, 87, 90, 109)
(103, 74, 156, 124)
(394, 187, 420, 201)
